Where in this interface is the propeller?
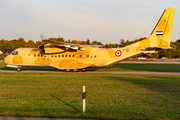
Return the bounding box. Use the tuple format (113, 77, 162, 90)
(40, 33, 43, 40)
(39, 33, 45, 54)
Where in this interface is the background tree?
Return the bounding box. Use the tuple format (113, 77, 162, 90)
(27, 40, 35, 47)
(35, 41, 44, 47)
(91, 40, 98, 45)
(86, 38, 90, 45)
(17, 38, 26, 45)
(166, 52, 172, 58)
(56, 37, 65, 42)
(120, 39, 125, 47)
(152, 53, 159, 59)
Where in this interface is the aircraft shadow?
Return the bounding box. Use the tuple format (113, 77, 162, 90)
(104, 75, 180, 101)
(88, 63, 180, 72)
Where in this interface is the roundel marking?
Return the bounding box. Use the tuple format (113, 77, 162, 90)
(115, 50, 122, 57)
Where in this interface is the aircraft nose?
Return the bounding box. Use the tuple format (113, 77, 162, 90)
(4, 56, 10, 64)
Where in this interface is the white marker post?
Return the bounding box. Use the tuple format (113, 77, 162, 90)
(82, 86, 86, 112)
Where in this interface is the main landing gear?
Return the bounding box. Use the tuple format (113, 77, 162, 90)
(65, 68, 87, 72)
(65, 69, 71, 72)
(17, 66, 22, 72)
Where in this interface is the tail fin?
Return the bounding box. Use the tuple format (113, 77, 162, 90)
(126, 8, 175, 49)
(149, 8, 175, 48)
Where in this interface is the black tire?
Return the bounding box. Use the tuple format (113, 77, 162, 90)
(17, 67, 22, 72)
(81, 68, 87, 72)
(73, 69, 79, 72)
(65, 69, 71, 72)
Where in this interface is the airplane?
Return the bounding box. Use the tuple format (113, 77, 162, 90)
(4, 8, 175, 72)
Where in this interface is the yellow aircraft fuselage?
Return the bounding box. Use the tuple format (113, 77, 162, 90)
(4, 46, 142, 68)
(4, 8, 175, 72)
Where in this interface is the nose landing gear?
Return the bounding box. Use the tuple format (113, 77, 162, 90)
(17, 66, 22, 72)
(81, 68, 87, 72)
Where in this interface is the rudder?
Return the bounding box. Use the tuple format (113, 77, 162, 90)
(149, 8, 175, 48)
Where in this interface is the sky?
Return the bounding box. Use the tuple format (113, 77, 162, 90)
(0, 0, 179, 44)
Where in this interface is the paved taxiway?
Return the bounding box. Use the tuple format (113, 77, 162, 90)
(0, 70, 180, 75)
(0, 116, 81, 120)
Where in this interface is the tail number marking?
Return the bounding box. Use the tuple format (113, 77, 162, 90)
(115, 50, 122, 57)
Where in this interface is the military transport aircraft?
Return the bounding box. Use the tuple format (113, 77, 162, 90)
(4, 8, 175, 72)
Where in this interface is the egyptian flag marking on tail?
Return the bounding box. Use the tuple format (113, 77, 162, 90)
(156, 31, 163, 36)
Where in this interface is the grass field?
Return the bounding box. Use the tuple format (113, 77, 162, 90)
(0, 62, 180, 119)
(1, 62, 180, 72)
(0, 72, 179, 119)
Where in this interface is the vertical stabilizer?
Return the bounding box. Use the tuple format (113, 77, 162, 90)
(149, 8, 175, 48)
(125, 8, 175, 49)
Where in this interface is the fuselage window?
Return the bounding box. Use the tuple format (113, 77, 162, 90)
(51, 55, 53, 57)
(37, 54, 40, 57)
(94, 55, 96, 58)
(62, 55, 64, 57)
(76, 55, 78, 58)
(87, 55, 89, 58)
(45, 55, 46, 57)
(28, 54, 30, 56)
(80, 55, 82, 57)
(73, 55, 75, 57)
(55, 55, 57, 57)
(83, 55, 85, 58)
(69, 55, 71, 57)
(41, 55, 43, 57)
(58, 55, 60, 57)
(65, 55, 67, 57)
(90, 55, 93, 58)
(34, 54, 36, 57)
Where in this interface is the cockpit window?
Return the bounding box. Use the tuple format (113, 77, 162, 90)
(11, 51, 18, 55)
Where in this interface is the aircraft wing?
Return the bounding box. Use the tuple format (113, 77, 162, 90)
(39, 39, 103, 54)
(42, 39, 103, 48)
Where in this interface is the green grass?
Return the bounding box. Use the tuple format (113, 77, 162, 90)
(1, 62, 180, 72)
(0, 72, 179, 119)
(89, 63, 180, 72)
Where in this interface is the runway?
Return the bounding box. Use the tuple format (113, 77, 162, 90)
(0, 70, 180, 75)
(1, 60, 180, 75)
(0, 116, 80, 120)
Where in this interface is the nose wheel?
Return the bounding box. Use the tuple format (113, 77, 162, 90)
(81, 68, 87, 72)
(17, 66, 22, 72)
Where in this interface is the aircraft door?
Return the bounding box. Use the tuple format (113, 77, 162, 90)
(97, 50, 104, 65)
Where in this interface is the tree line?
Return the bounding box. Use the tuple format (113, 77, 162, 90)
(1, 37, 180, 58)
